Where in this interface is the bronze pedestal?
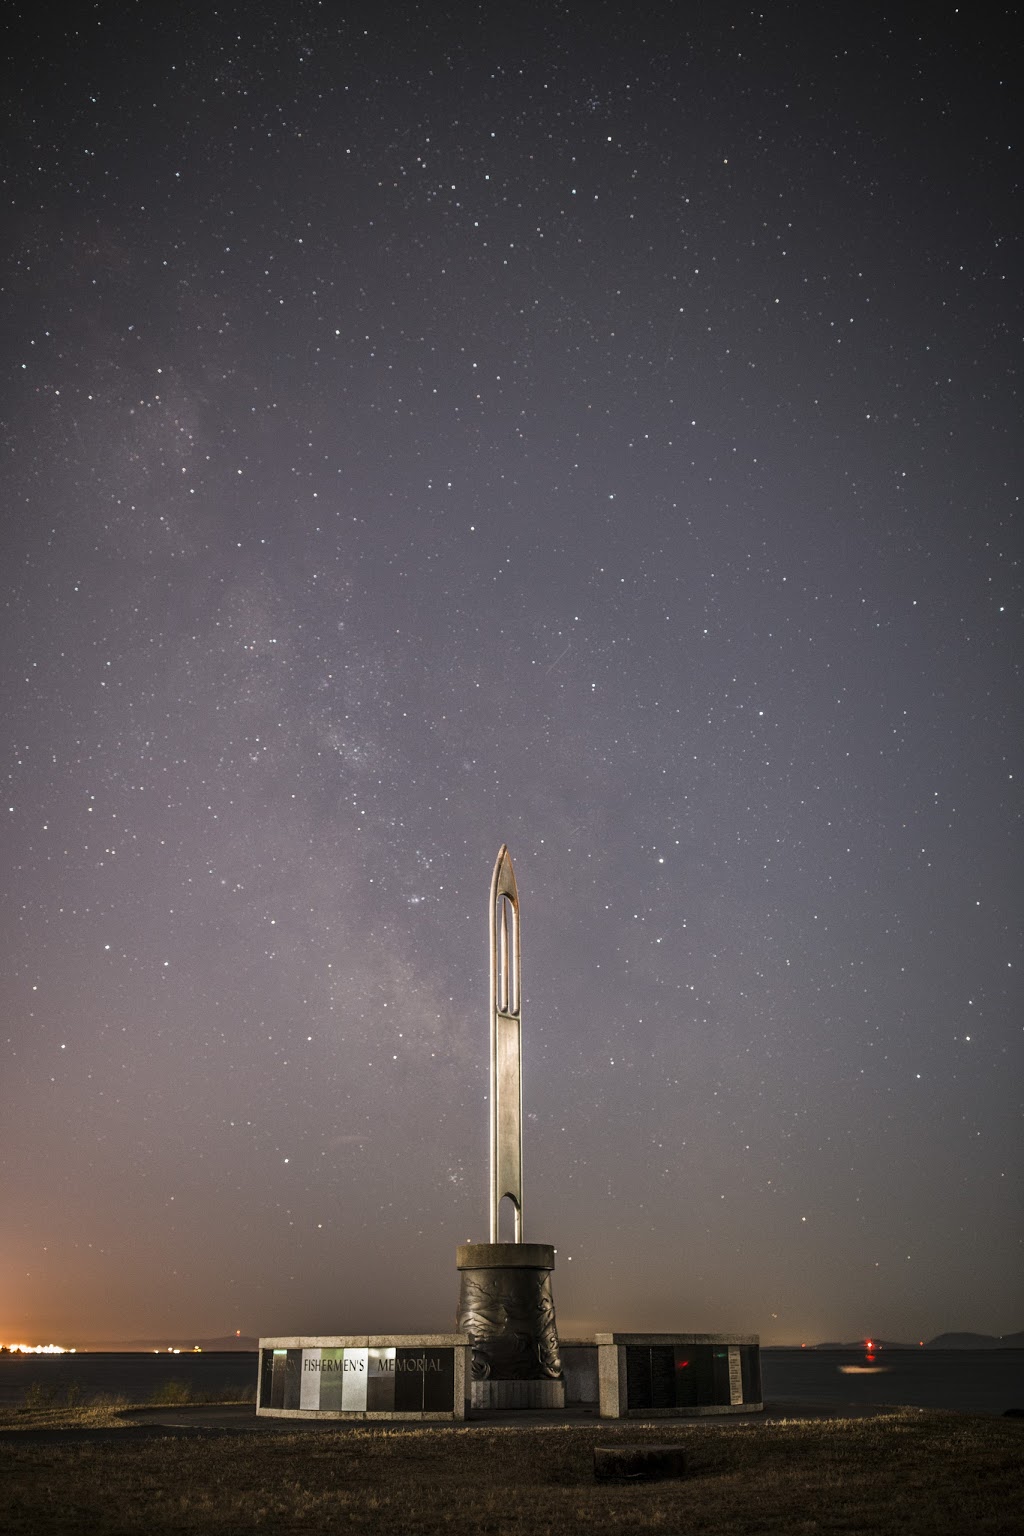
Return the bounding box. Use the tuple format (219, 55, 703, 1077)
(456, 1242, 562, 1382)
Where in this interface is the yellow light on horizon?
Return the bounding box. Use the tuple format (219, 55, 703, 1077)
(1, 1343, 72, 1354)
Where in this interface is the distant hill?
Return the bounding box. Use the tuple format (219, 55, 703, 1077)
(767, 1332, 1024, 1351)
(926, 1332, 1024, 1350)
(810, 1333, 1024, 1350)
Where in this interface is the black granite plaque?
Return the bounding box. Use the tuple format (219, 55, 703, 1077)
(422, 1349, 455, 1412)
(393, 1350, 424, 1412)
(269, 1349, 287, 1409)
(283, 1348, 302, 1409)
(740, 1345, 762, 1404)
(260, 1349, 276, 1409)
(625, 1345, 650, 1409)
(670, 1346, 697, 1407)
(675, 1345, 716, 1407)
(711, 1346, 731, 1404)
(651, 1346, 676, 1409)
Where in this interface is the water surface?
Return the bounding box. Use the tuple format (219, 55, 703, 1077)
(761, 1349, 1023, 1415)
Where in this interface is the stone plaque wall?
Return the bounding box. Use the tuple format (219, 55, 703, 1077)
(257, 1336, 466, 1420)
(596, 1333, 763, 1418)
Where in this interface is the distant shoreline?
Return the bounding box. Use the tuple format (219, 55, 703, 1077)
(4, 1329, 1022, 1355)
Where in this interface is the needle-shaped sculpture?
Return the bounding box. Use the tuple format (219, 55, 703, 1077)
(489, 843, 523, 1243)
(455, 845, 564, 1401)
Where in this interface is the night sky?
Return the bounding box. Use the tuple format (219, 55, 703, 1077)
(3, 3, 1020, 1349)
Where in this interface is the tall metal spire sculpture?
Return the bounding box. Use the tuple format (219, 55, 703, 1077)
(455, 845, 564, 1405)
(489, 844, 523, 1242)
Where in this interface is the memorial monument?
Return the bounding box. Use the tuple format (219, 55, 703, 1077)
(256, 842, 762, 1420)
(455, 845, 565, 1408)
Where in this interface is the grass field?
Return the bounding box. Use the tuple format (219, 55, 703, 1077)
(1, 1408, 1021, 1534)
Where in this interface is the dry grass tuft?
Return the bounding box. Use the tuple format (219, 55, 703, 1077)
(0, 1382, 254, 1433)
(144, 1380, 256, 1408)
(0, 1411, 1020, 1534)
(0, 1401, 132, 1432)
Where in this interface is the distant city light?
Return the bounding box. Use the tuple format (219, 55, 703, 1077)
(1, 1343, 75, 1353)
